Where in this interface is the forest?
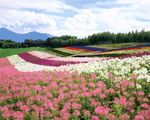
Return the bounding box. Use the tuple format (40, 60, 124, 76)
(0, 30, 150, 48)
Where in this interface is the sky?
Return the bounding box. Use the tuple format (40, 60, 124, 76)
(0, 0, 150, 37)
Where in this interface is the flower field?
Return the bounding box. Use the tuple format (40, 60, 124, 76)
(63, 45, 150, 57)
(0, 49, 150, 120)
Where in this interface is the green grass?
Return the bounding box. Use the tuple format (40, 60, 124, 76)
(0, 47, 50, 58)
(0, 47, 75, 58)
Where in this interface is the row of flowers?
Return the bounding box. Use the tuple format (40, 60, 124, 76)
(98, 46, 150, 55)
(28, 51, 106, 62)
(64, 44, 150, 53)
(64, 46, 107, 52)
(0, 65, 150, 120)
(7, 52, 150, 84)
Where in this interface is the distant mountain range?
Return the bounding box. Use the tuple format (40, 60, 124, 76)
(0, 27, 53, 42)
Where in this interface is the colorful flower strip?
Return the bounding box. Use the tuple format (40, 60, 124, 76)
(97, 46, 150, 54)
(28, 51, 56, 59)
(8, 53, 150, 84)
(64, 46, 94, 52)
(29, 51, 106, 62)
(65, 46, 107, 52)
(64, 45, 150, 54)
(18, 52, 84, 67)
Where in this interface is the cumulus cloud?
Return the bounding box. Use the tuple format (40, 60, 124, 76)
(0, 0, 150, 37)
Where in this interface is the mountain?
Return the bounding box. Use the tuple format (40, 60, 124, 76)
(0, 27, 52, 42)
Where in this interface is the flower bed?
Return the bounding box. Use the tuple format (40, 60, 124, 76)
(1, 50, 150, 120)
(18, 52, 82, 67)
(0, 70, 150, 120)
(64, 46, 107, 52)
(64, 45, 150, 56)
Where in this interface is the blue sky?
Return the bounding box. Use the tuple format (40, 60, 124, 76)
(0, 0, 150, 37)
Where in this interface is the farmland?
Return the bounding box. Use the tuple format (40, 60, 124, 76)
(0, 43, 150, 120)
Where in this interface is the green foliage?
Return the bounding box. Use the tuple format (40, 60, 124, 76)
(0, 47, 49, 58)
(1, 30, 150, 49)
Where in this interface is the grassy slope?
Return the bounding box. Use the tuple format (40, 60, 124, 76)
(0, 47, 75, 58)
(0, 47, 50, 58)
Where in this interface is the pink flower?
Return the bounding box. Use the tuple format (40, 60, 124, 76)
(120, 114, 130, 120)
(97, 81, 106, 89)
(72, 103, 82, 109)
(134, 115, 145, 120)
(89, 82, 95, 87)
(95, 106, 110, 116)
(91, 99, 99, 107)
(99, 93, 106, 99)
(90, 73, 97, 79)
(114, 96, 128, 108)
(107, 72, 113, 79)
(91, 116, 99, 120)
(3, 111, 11, 118)
(73, 110, 80, 116)
(13, 111, 24, 120)
(45, 101, 54, 109)
(137, 91, 144, 96)
(83, 110, 91, 116)
(34, 85, 42, 91)
(20, 105, 29, 112)
(0, 106, 8, 112)
(141, 103, 150, 110)
(107, 114, 116, 120)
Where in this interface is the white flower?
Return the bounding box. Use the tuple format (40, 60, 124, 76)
(7, 54, 150, 83)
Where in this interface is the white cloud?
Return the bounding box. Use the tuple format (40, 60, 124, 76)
(0, 0, 76, 12)
(57, 0, 150, 37)
(0, 0, 150, 37)
(0, 8, 59, 33)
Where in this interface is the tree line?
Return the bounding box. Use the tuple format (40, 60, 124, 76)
(0, 30, 150, 48)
